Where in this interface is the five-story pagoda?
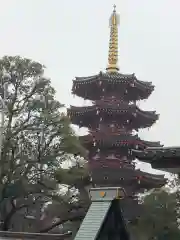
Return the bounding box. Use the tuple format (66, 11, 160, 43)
(68, 6, 166, 204)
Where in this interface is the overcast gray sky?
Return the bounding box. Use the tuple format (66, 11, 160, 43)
(0, 0, 179, 174)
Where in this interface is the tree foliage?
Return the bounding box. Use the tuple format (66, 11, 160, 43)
(41, 158, 90, 236)
(131, 189, 180, 240)
(0, 56, 86, 232)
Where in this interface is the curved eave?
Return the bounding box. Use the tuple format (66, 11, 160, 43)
(151, 166, 180, 174)
(141, 141, 163, 148)
(74, 72, 134, 82)
(74, 72, 153, 88)
(68, 105, 159, 128)
(135, 79, 154, 91)
(90, 163, 166, 188)
(137, 179, 166, 189)
(68, 104, 157, 119)
(72, 71, 154, 100)
(80, 134, 161, 150)
(136, 170, 167, 189)
(137, 170, 166, 181)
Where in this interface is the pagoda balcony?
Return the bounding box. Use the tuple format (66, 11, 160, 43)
(80, 133, 162, 151)
(68, 103, 158, 129)
(72, 71, 154, 101)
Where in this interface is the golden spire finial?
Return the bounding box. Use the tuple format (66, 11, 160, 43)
(106, 5, 120, 73)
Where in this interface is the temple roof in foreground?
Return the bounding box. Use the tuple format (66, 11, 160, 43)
(133, 146, 180, 173)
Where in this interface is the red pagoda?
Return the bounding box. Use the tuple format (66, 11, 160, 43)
(68, 5, 166, 214)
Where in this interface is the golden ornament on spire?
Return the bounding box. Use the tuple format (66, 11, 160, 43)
(106, 4, 120, 73)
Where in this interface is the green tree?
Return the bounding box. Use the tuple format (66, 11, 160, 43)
(131, 189, 180, 240)
(0, 56, 85, 232)
(40, 157, 90, 236)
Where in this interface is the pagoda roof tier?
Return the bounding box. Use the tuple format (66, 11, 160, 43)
(90, 165, 166, 190)
(72, 71, 154, 101)
(68, 103, 158, 129)
(80, 133, 162, 150)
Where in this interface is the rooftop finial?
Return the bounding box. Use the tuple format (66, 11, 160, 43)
(113, 4, 116, 12)
(106, 5, 120, 73)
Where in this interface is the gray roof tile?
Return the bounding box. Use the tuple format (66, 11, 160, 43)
(74, 201, 111, 240)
